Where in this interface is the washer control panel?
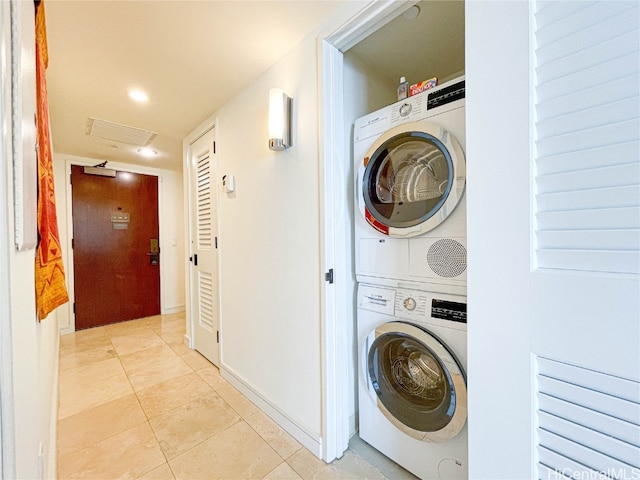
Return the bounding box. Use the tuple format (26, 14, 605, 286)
(358, 284, 395, 315)
(432, 299, 467, 324)
(394, 291, 429, 321)
(403, 297, 417, 311)
(358, 284, 467, 325)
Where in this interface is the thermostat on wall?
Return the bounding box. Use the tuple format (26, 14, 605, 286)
(222, 175, 235, 193)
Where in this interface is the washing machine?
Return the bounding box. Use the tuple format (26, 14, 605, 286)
(354, 77, 466, 295)
(357, 283, 467, 480)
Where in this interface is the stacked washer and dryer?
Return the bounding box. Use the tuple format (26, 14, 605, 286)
(353, 77, 468, 480)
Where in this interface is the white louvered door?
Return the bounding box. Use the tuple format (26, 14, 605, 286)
(189, 128, 219, 366)
(532, 2, 639, 478)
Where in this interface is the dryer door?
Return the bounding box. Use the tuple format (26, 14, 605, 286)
(359, 121, 465, 238)
(367, 321, 467, 442)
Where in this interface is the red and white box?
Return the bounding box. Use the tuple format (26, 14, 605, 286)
(410, 77, 438, 96)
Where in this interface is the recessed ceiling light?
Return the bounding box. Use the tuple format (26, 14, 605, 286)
(128, 89, 149, 103)
(137, 147, 157, 158)
(402, 5, 420, 20)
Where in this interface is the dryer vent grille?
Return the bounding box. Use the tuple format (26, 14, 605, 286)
(427, 239, 467, 278)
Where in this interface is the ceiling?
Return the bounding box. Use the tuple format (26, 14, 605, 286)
(44, 1, 464, 173)
(346, 0, 465, 89)
(45, 0, 349, 171)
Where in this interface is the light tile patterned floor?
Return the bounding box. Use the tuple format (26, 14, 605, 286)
(57, 313, 416, 480)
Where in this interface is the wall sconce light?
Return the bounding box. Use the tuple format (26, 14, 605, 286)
(268, 88, 292, 151)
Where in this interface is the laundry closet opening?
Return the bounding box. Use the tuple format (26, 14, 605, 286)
(340, 1, 466, 478)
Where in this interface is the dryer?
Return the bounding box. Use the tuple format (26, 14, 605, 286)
(354, 77, 466, 295)
(357, 283, 467, 480)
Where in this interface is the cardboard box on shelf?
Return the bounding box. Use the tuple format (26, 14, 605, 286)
(410, 77, 438, 96)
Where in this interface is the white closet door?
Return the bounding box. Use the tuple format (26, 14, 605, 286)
(532, 2, 639, 477)
(189, 128, 220, 366)
(467, 1, 639, 479)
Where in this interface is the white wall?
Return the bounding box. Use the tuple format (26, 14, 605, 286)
(184, 4, 371, 445)
(212, 32, 324, 445)
(343, 54, 396, 120)
(1, 2, 60, 478)
(5, 245, 60, 480)
(190, 1, 458, 453)
(53, 154, 185, 333)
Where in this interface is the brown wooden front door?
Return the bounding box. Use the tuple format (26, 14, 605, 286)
(71, 165, 160, 330)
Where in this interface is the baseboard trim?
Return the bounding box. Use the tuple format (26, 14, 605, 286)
(220, 363, 322, 458)
(59, 325, 74, 336)
(161, 305, 185, 315)
(48, 332, 61, 479)
(349, 413, 357, 439)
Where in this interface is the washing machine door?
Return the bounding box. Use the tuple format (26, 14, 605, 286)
(359, 121, 465, 238)
(367, 321, 467, 442)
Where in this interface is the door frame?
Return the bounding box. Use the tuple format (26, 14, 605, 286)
(316, 0, 415, 462)
(183, 123, 221, 365)
(181, 119, 219, 354)
(0, 1, 15, 475)
(61, 158, 164, 333)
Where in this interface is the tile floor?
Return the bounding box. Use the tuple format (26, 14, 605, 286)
(57, 313, 417, 480)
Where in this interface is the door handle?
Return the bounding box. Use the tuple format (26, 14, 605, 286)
(146, 252, 159, 265)
(148, 239, 160, 265)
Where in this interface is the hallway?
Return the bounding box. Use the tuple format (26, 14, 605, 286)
(56, 313, 415, 479)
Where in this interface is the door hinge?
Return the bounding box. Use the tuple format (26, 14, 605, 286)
(216, 331, 220, 343)
(71, 238, 74, 249)
(325, 268, 334, 284)
(73, 302, 76, 314)
(215, 237, 218, 249)
(213, 141, 216, 154)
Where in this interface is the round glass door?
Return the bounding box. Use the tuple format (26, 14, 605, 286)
(359, 121, 465, 238)
(367, 322, 467, 442)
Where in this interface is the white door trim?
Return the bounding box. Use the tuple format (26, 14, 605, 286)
(182, 120, 217, 352)
(316, 0, 418, 462)
(185, 127, 220, 366)
(0, 1, 16, 474)
(317, 37, 347, 462)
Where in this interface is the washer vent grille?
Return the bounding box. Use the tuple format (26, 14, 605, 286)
(426, 239, 467, 278)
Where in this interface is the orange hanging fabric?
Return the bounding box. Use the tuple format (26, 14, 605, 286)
(34, 0, 69, 320)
